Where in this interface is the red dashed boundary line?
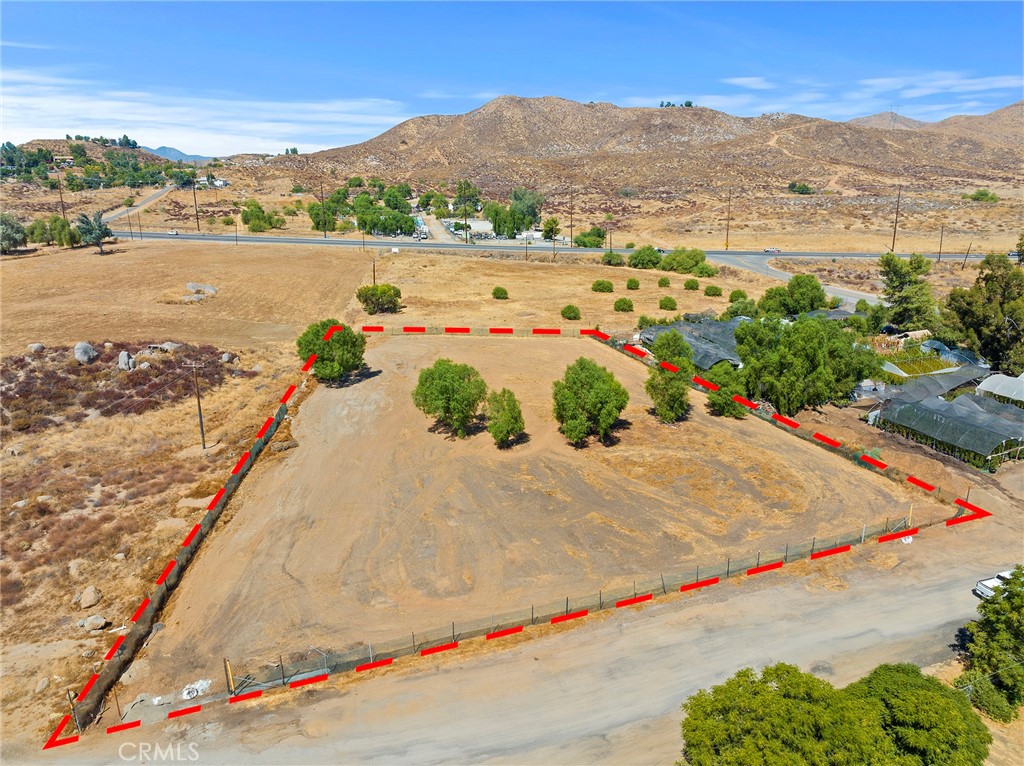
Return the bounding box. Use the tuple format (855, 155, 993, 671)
(44, 325, 993, 749)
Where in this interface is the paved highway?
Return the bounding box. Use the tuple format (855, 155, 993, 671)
(109, 228, 983, 306)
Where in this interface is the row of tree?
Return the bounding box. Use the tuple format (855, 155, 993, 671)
(0, 211, 111, 254)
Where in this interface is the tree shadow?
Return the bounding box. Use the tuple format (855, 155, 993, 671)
(496, 431, 531, 450)
(950, 626, 972, 658)
(427, 414, 488, 440)
(326, 365, 382, 389)
(645, 406, 692, 424)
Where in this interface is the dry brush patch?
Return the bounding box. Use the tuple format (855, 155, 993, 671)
(769, 257, 981, 299)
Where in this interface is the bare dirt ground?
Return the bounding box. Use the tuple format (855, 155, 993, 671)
(770, 257, 983, 300)
(115, 334, 959, 710)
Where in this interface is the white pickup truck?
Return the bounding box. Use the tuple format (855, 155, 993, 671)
(974, 570, 1014, 599)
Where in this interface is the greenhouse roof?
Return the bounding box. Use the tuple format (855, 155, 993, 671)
(976, 374, 1024, 404)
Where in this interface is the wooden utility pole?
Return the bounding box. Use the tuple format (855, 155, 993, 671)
(126, 213, 134, 241)
(961, 242, 972, 271)
(320, 180, 328, 239)
(57, 175, 67, 221)
(223, 658, 236, 695)
(938, 224, 944, 263)
(568, 185, 574, 247)
(890, 185, 902, 253)
(725, 188, 732, 250)
(183, 363, 207, 449)
(192, 180, 200, 232)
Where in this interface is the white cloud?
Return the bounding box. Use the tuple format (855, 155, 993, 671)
(1, 40, 58, 50)
(721, 77, 776, 90)
(1, 69, 414, 155)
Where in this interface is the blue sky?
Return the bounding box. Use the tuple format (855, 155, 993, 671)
(2, 1, 1021, 156)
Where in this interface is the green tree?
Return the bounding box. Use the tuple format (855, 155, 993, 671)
(958, 565, 1024, 719)
(602, 250, 625, 266)
(25, 218, 54, 245)
(382, 186, 412, 214)
(295, 319, 366, 383)
(703, 362, 749, 418)
(68, 142, 89, 165)
(720, 298, 760, 321)
(74, 211, 112, 253)
(614, 298, 634, 312)
(693, 261, 718, 278)
(561, 304, 581, 320)
(0, 213, 27, 253)
(678, 663, 897, 766)
(542, 217, 560, 241)
(628, 245, 663, 269)
(412, 359, 488, 437)
(942, 253, 1024, 374)
(645, 331, 695, 423)
(729, 289, 748, 303)
(660, 296, 677, 311)
(552, 358, 629, 444)
(574, 226, 606, 248)
(704, 285, 723, 296)
(847, 664, 990, 766)
(485, 388, 525, 447)
(453, 179, 481, 209)
(307, 201, 337, 232)
(684, 100, 693, 107)
(1013, 231, 1024, 265)
(355, 284, 402, 314)
(684, 279, 699, 290)
(592, 280, 614, 293)
(880, 253, 935, 330)
(50, 216, 81, 247)
(347, 176, 365, 188)
(510, 187, 544, 225)
(758, 274, 828, 317)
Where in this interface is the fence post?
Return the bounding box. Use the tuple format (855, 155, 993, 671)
(279, 656, 285, 688)
(726, 558, 730, 578)
(861, 524, 866, 544)
(369, 642, 373, 663)
(810, 537, 816, 555)
(412, 632, 415, 652)
(531, 605, 534, 625)
(884, 516, 889, 533)
(696, 566, 699, 583)
(223, 658, 235, 696)
(565, 596, 569, 615)
(452, 622, 455, 643)
(599, 590, 602, 610)
(756, 550, 761, 567)
(633, 580, 636, 598)
(661, 574, 667, 594)
(784, 543, 788, 563)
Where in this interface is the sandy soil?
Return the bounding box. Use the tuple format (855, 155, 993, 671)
(116, 334, 955, 707)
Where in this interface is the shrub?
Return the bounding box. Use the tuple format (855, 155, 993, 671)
(492, 286, 509, 300)
(355, 283, 402, 314)
(660, 247, 706, 274)
(684, 279, 700, 290)
(602, 250, 625, 266)
(646, 365, 693, 423)
(485, 388, 525, 447)
(628, 245, 662, 269)
(658, 276, 671, 288)
(614, 298, 633, 312)
(561, 304, 581, 320)
(659, 296, 677, 311)
(626, 278, 640, 290)
(705, 362, 748, 418)
(592, 280, 614, 293)
(955, 671, 1017, 723)
(552, 357, 629, 443)
(729, 289, 748, 303)
(123, 197, 135, 207)
(574, 226, 606, 248)
(624, 242, 635, 249)
(282, 206, 297, 216)
(637, 313, 681, 330)
(693, 261, 718, 277)
(412, 359, 487, 437)
(964, 188, 998, 202)
(705, 285, 723, 297)
(205, 216, 217, 225)
(296, 319, 366, 383)
(220, 216, 234, 226)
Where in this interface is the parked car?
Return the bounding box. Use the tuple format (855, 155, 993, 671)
(974, 569, 1014, 599)
(764, 247, 781, 254)
(167, 229, 178, 235)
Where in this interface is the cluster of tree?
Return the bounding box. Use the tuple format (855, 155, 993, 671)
(307, 188, 350, 231)
(1, 143, 58, 185)
(65, 133, 138, 148)
(355, 284, 402, 314)
(678, 662, 991, 765)
(956, 565, 1024, 722)
(659, 100, 694, 107)
(241, 200, 285, 232)
(788, 181, 815, 195)
(659, 248, 717, 277)
(1, 211, 110, 253)
(482, 200, 533, 238)
(963, 188, 998, 202)
(412, 358, 525, 446)
(733, 316, 881, 416)
(574, 226, 607, 248)
(296, 319, 367, 383)
(285, 147, 298, 155)
(25, 215, 82, 247)
(418, 190, 449, 217)
(452, 179, 482, 210)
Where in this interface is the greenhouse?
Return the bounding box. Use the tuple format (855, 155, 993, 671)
(877, 393, 1023, 470)
(976, 374, 1024, 408)
(638, 316, 752, 370)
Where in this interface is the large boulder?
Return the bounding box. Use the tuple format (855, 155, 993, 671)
(117, 350, 135, 371)
(160, 342, 182, 352)
(73, 342, 98, 364)
(82, 615, 109, 631)
(186, 282, 218, 296)
(79, 585, 102, 609)
(27, 343, 44, 353)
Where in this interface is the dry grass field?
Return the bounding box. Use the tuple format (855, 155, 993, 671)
(115, 334, 955, 705)
(769, 257, 984, 299)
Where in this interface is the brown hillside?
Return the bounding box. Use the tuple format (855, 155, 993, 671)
(920, 101, 1024, 149)
(269, 96, 1021, 199)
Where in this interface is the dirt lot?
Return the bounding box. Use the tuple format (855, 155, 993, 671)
(115, 334, 959, 707)
(770, 256, 984, 300)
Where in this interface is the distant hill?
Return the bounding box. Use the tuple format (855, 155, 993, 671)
(141, 146, 215, 163)
(848, 112, 928, 131)
(268, 95, 1021, 198)
(18, 138, 165, 165)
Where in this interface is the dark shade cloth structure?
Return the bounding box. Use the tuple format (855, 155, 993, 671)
(638, 316, 753, 370)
